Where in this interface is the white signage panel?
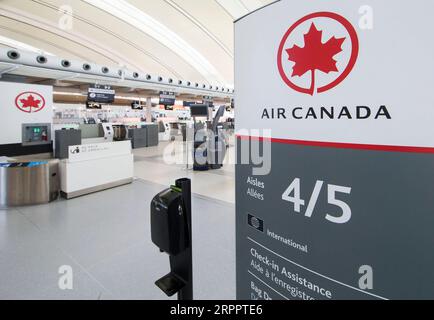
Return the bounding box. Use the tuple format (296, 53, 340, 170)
(235, 0, 434, 149)
(0, 82, 53, 145)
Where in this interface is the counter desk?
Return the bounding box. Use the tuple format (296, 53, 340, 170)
(59, 140, 134, 199)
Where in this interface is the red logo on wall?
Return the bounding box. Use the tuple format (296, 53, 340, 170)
(15, 92, 46, 113)
(277, 12, 359, 95)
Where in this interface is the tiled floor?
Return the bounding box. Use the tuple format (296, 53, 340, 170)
(0, 141, 236, 300)
(133, 140, 236, 204)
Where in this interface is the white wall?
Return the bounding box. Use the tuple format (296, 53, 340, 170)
(0, 82, 53, 144)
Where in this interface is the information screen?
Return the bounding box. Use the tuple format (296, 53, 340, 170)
(159, 91, 176, 106)
(131, 101, 143, 110)
(87, 84, 115, 103)
(190, 105, 209, 117)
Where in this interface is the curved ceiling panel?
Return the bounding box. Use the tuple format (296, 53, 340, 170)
(0, 0, 274, 87)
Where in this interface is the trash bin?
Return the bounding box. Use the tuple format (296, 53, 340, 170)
(0, 160, 59, 208)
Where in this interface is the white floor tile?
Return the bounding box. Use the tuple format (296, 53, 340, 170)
(1, 179, 236, 300)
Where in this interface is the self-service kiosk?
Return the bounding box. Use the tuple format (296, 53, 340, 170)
(98, 123, 114, 142)
(191, 105, 227, 171)
(151, 178, 192, 300)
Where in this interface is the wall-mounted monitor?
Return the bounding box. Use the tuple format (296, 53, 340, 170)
(190, 104, 209, 117)
(159, 91, 176, 106)
(87, 84, 115, 103)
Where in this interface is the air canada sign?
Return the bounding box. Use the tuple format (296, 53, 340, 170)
(262, 105, 391, 120)
(271, 12, 391, 121)
(15, 92, 46, 113)
(278, 12, 358, 95)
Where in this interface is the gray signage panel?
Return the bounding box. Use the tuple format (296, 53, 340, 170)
(87, 84, 115, 103)
(236, 140, 434, 300)
(159, 91, 176, 106)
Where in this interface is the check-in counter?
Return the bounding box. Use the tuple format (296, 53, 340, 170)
(59, 140, 133, 199)
(0, 160, 59, 208)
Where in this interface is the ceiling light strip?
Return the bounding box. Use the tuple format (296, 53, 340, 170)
(33, 0, 182, 79)
(163, 0, 233, 58)
(83, 0, 226, 86)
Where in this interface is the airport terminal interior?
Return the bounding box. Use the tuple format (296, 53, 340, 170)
(2, 0, 433, 302)
(0, 0, 259, 300)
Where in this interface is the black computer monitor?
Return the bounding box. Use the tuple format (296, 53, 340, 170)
(190, 104, 209, 117)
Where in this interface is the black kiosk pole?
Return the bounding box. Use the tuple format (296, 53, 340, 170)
(171, 178, 192, 300)
(151, 178, 193, 300)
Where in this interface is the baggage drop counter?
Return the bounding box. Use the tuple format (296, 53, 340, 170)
(0, 161, 59, 208)
(59, 140, 134, 199)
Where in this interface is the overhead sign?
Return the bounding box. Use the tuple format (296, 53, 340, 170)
(183, 101, 196, 107)
(67, 141, 131, 163)
(235, 0, 434, 300)
(159, 91, 176, 106)
(131, 100, 144, 110)
(202, 95, 214, 106)
(87, 84, 115, 103)
(86, 102, 102, 110)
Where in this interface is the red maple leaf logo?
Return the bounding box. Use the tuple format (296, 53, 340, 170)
(20, 94, 42, 110)
(285, 23, 345, 95)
